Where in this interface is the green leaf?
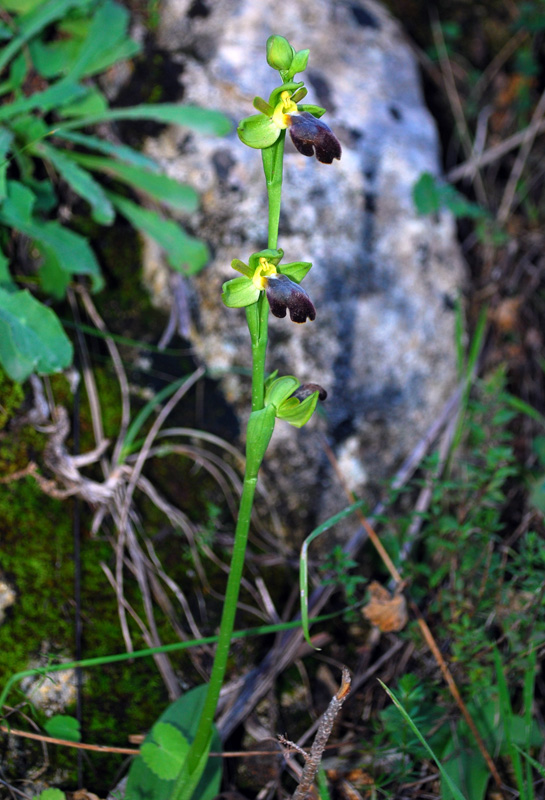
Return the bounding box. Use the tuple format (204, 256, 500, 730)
(0, 80, 86, 121)
(38, 144, 115, 224)
(44, 714, 81, 742)
(0, 249, 15, 292)
(124, 685, 222, 800)
(35, 790, 66, 800)
(67, 153, 199, 212)
(0, 288, 73, 381)
(141, 722, 189, 780)
(245, 405, 276, 475)
(221, 277, 259, 308)
(379, 681, 469, 800)
(67, 0, 139, 80)
(440, 744, 488, 800)
(0, 0, 85, 73)
(0, 127, 13, 201)
(109, 192, 209, 276)
(58, 88, 109, 119)
(237, 113, 280, 149)
(59, 104, 233, 137)
(413, 172, 441, 215)
(0, 181, 104, 293)
(299, 498, 368, 648)
(54, 130, 160, 171)
(37, 244, 70, 300)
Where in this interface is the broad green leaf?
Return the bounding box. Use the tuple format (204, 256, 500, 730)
(440, 743, 488, 800)
(68, 152, 198, 212)
(0, 80, 86, 121)
(54, 131, 160, 171)
(0, 249, 15, 292)
(413, 172, 441, 215)
(0, 288, 73, 381)
(124, 685, 222, 800)
(0, 182, 104, 293)
(44, 714, 81, 742)
(59, 103, 233, 137)
(110, 193, 209, 276)
(37, 244, 71, 300)
(29, 37, 80, 79)
(0, 0, 85, 73)
(35, 790, 66, 800)
(67, 0, 139, 80)
(141, 722, 189, 780)
(58, 88, 109, 119)
(38, 143, 114, 224)
(0, 127, 13, 200)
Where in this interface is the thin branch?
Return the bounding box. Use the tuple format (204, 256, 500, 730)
(283, 667, 351, 800)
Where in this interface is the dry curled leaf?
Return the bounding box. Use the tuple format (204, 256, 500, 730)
(362, 581, 408, 632)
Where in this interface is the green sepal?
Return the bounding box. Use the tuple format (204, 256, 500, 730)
(278, 261, 312, 283)
(278, 391, 319, 428)
(248, 248, 284, 269)
(265, 375, 300, 408)
(286, 49, 310, 79)
(268, 82, 304, 107)
(246, 405, 277, 475)
(237, 114, 280, 149)
(263, 370, 279, 394)
(221, 276, 259, 308)
(231, 258, 253, 278)
(298, 104, 327, 118)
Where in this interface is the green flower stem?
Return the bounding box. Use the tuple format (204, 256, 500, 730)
(176, 472, 260, 792)
(263, 132, 286, 250)
(171, 120, 287, 800)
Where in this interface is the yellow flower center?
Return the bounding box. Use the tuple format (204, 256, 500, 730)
(252, 257, 277, 290)
(271, 90, 298, 129)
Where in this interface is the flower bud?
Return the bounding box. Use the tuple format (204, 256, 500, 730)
(266, 35, 295, 71)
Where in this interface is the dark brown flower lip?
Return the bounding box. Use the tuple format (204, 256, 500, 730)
(288, 111, 342, 164)
(265, 273, 316, 323)
(291, 383, 328, 402)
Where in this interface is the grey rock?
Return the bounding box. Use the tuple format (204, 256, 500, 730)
(143, 0, 464, 538)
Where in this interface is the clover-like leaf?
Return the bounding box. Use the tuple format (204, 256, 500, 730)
(140, 722, 189, 781)
(44, 715, 81, 742)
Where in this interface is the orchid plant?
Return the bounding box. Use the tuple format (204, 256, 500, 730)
(146, 35, 341, 800)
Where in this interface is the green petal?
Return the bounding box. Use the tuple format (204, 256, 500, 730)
(237, 114, 280, 149)
(278, 391, 319, 428)
(231, 258, 253, 278)
(248, 248, 284, 270)
(253, 96, 273, 116)
(297, 104, 326, 118)
(265, 375, 300, 408)
(221, 277, 260, 308)
(268, 82, 304, 107)
(278, 261, 312, 283)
